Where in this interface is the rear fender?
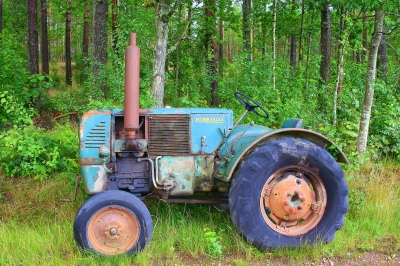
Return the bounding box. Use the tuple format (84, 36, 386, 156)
(218, 128, 349, 182)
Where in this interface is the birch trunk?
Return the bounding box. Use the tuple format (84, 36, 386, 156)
(357, 10, 384, 154)
(151, 0, 170, 107)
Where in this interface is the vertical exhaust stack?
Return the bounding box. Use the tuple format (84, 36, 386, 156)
(124, 33, 140, 140)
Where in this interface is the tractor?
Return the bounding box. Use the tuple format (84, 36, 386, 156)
(72, 34, 349, 255)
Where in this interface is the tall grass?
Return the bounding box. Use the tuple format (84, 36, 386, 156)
(0, 160, 399, 265)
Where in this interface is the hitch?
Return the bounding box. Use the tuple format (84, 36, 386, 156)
(60, 175, 82, 202)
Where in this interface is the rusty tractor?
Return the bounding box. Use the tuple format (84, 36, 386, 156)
(71, 34, 349, 255)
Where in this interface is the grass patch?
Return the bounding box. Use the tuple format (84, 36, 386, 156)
(0, 159, 399, 265)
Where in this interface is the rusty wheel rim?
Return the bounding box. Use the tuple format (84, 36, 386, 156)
(260, 165, 327, 236)
(87, 206, 140, 255)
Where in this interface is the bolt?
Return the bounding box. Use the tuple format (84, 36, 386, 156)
(298, 206, 303, 210)
(109, 227, 118, 236)
(283, 201, 289, 206)
(287, 193, 292, 197)
(289, 207, 294, 212)
(301, 197, 306, 202)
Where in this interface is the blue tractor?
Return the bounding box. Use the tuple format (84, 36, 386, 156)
(72, 34, 349, 255)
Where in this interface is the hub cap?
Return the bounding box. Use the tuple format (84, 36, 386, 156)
(87, 206, 139, 255)
(260, 165, 327, 236)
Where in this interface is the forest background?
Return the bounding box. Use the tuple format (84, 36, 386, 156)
(1, 0, 400, 176)
(0, 0, 399, 264)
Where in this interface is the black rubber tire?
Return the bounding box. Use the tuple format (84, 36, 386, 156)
(73, 190, 153, 255)
(229, 137, 348, 250)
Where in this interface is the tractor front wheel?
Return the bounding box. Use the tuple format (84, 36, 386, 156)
(73, 190, 152, 255)
(229, 138, 348, 249)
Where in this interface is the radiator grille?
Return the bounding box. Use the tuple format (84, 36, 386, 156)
(84, 121, 107, 148)
(148, 116, 190, 155)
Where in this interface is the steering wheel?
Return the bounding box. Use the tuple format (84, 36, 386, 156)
(234, 91, 269, 119)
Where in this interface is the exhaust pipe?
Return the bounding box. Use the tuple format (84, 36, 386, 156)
(124, 33, 140, 140)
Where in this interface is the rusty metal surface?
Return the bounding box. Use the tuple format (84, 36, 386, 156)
(194, 155, 215, 192)
(158, 156, 195, 196)
(79, 110, 111, 139)
(81, 165, 108, 195)
(60, 175, 82, 202)
(260, 165, 327, 236)
(87, 206, 139, 255)
(124, 33, 140, 139)
(148, 116, 190, 156)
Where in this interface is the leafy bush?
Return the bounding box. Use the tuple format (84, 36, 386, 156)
(0, 124, 79, 179)
(0, 31, 51, 128)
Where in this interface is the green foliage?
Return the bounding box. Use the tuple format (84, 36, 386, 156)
(0, 124, 79, 179)
(0, 32, 51, 127)
(204, 228, 223, 258)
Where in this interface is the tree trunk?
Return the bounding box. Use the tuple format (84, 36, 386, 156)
(219, 17, 224, 76)
(65, 2, 72, 86)
(227, 29, 232, 63)
(298, 0, 305, 65)
(289, 0, 297, 68)
(81, 0, 90, 83)
(305, 10, 315, 90)
(92, 0, 108, 98)
(289, 35, 296, 68)
(40, 0, 49, 80)
(112, 0, 119, 50)
(377, 24, 387, 79)
(204, 0, 218, 106)
(362, 11, 367, 63)
(320, 4, 331, 84)
(28, 0, 39, 75)
(0, 0, 3, 35)
(333, 5, 346, 127)
(357, 10, 384, 154)
(242, 0, 251, 60)
(272, 0, 277, 90)
(151, 0, 171, 107)
(82, 0, 90, 59)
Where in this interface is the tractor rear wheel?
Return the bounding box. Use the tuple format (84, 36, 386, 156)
(229, 137, 348, 250)
(73, 190, 152, 255)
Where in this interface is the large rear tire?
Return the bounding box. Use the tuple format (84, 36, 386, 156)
(229, 137, 348, 250)
(74, 190, 152, 255)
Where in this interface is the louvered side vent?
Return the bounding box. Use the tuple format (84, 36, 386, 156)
(84, 121, 107, 148)
(148, 116, 190, 156)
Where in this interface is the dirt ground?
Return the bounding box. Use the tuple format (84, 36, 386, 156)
(167, 251, 400, 265)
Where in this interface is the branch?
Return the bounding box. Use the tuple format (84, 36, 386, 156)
(54, 112, 78, 120)
(167, 0, 181, 18)
(167, 4, 193, 55)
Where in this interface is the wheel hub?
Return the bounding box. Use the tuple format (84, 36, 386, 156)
(87, 206, 140, 255)
(260, 165, 327, 236)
